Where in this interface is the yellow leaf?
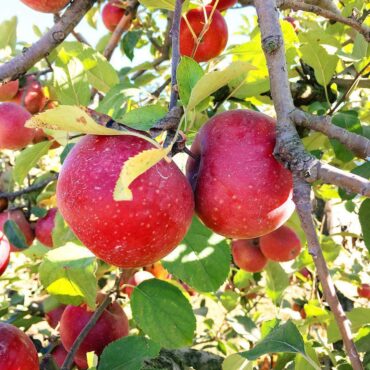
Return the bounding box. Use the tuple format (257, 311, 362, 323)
(187, 61, 255, 110)
(114, 146, 171, 201)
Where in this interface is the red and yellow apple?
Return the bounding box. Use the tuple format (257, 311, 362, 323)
(20, 0, 71, 13)
(0, 80, 19, 101)
(102, 1, 130, 32)
(231, 239, 267, 273)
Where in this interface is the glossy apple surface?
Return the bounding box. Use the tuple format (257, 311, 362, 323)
(45, 305, 66, 329)
(180, 7, 228, 62)
(57, 135, 194, 268)
(206, 0, 238, 11)
(232, 239, 267, 273)
(0, 232, 10, 276)
(0, 80, 19, 101)
(51, 344, 69, 368)
(102, 1, 130, 32)
(20, 0, 71, 13)
(122, 270, 155, 297)
(35, 208, 58, 248)
(186, 110, 294, 239)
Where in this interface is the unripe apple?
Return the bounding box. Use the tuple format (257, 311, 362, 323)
(0, 232, 10, 276)
(0, 80, 19, 101)
(186, 110, 294, 239)
(60, 297, 129, 369)
(260, 226, 301, 262)
(180, 7, 228, 62)
(45, 304, 66, 329)
(0, 103, 34, 150)
(20, 0, 71, 13)
(206, 0, 238, 11)
(0, 210, 35, 251)
(232, 239, 267, 273)
(35, 208, 58, 248)
(0, 322, 39, 370)
(102, 1, 130, 32)
(57, 135, 194, 268)
(122, 270, 155, 297)
(358, 284, 370, 299)
(144, 261, 169, 279)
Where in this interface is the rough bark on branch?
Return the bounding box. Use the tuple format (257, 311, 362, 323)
(0, 0, 97, 82)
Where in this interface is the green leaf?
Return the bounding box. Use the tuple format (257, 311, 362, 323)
(121, 31, 143, 61)
(3, 220, 29, 250)
(119, 105, 167, 131)
(265, 262, 289, 303)
(177, 57, 204, 106)
(295, 342, 320, 370)
(131, 279, 196, 348)
(99, 336, 161, 370)
(52, 211, 80, 247)
(162, 217, 230, 292)
(39, 244, 97, 309)
(220, 291, 239, 312)
(222, 354, 253, 370)
(0, 16, 17, 51)
(138, 0, 189, 11)
(359, 199, 370, 252)
(13, 141, 52, 185)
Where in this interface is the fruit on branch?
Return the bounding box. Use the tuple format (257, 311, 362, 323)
(0, 80, 19, 101)
(35, 208, 57, 248)
(0, 103, 34, 150)
(0, 210, 35, 251)
(45, 304, 66, 329)
(231, 239, 267, 273)
(20, 0, 71, 13)
(102, 0, 130, 32)
(144, 261, 169, 279)
(358, 284, 370, 299)
(57, 135, 194, 268)
(0, 322, 39, 370)
(292, 302, 306, 319)
(259, 226, 301, 262)
(0, 233, 10, 276)
(60, 296, 129, 369)
(186, 110, 294, 239)
(122, 270, 155, 297)
(298, 267, 312, 280)
(180, 7, 228, 62)
(206, 0, 238, 11)
(51, 344, 69, 368)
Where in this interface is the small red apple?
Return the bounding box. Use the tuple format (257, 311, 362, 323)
(0, 103, 34, 150)
(232, 239, 267, 273)
(0, 322, 39, 370)
(20, 0, 71, 13)
(102, 1, 130, 32)
(60, 296, 129, 369)
(186, 110, 294, 239)
(180, 7, 228, 62)
(260, 226, 301, 262)
(206, 0, 238, 11)
(45, 304, 66, 329)
(0, 232, 10, 276)
(122, 270, 155, 297)
(35, 208, 58, 248)
(57, 135, 194, 268)
(358, 284, 370, 299)
(0, 80, 19, 101)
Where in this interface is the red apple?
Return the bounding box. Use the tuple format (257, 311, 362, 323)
(51, 344, 69, 368)
(35, 208, 58, 248)
(122, 270, 155, 297)
(260, 226, 301, 262)
(0, 210, 35, 251)
(358, 284, 370, 299)
(45, 304, 66, 329)
(102, 0, 130, 32)
(0, 232, 10, 276)
(206, 0, 238, 11)
(232, 239, 267, 273)
(186, 110, 294, 239)
(20, 0, 71, 13)
(0, 322, 39, 370)
(298, 267, 312, 280)
(0, 103, 34, 150)
(60, 297, 129, 369)
(0, 80, 19, 101)
(57, 135, 194, 268)
(180, 7, 228, 62)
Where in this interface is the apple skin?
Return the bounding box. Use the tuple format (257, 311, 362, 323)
(20, 0, 71, 13)
(51, 344, 69, 368)
(0, 210, 35, 252)
(57, 135, 194, 268)
(0, 233, 10, 276)
(0, 103, 34, 150)
(122, 270, 155, 297)
(60, 298, 129, 369)
(45, 304, 66, 329)
(0, 80, 19, 101)
(232, 239, 267, 273)
(0, 322, 39, 370)
(207, 0, 238, 11)
(186, 110, 294, 239)
(180, 7, 228, 62)
(35, 208, 58, 248)
(102, 1, 130, 32)
(358, 284, 370, 299)
(260, 226, 301, 262)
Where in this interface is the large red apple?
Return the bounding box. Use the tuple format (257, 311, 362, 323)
(51, 344, 69, 368)
(0, 210, 35, 251)
(35, 208, 58, 248)
(180, 7, 228, 62)
(0, 232, 10, 276)
(57, 135, 194, 268)
(358, 284, 370, 299)
(0, 103, 34, 150)
(0, 322, 39, 370)
(231, 239, 267, 273)
(45, 304, 66, 329)
(60, 297, 129, 369)
(206, 0, 238, 11)
(122, 270, 155, 297)
(259, 226, 301, 262)
(186, 110, 294, 239)
(102, 1, 130, 32)
(20, 0, 71, 13)
(0, 80, 19, 101)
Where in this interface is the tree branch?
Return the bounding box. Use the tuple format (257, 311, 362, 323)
(0, 0, 97, 82)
